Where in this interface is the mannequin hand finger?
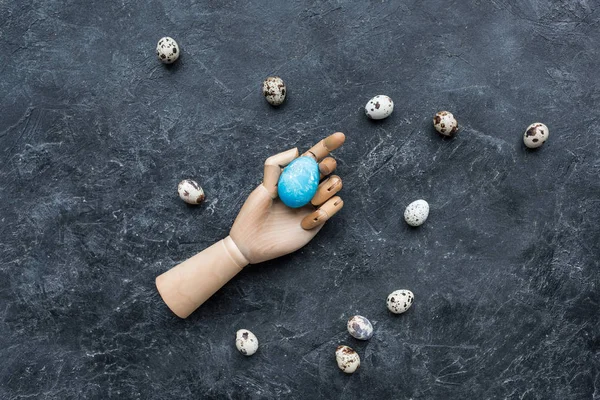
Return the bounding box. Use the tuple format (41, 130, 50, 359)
(302, 132, 345, 161)
(311, 175, 342, 206)
(301, 196, 344, 230)
(262, 147, 299, 198)
(319, 157, 337, 178)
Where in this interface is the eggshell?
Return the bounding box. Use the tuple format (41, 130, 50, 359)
(365, 95, 394, 120)
(235, 329, 259, 356)
(404, 199, 429, 227)
(277, 156, 320, 208)
(335, 345, 360, 373)
(387, 290, 414, 314)
(347, 315, 374, 340)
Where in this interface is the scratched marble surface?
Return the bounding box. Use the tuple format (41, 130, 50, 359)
(1, 1, 599, 399)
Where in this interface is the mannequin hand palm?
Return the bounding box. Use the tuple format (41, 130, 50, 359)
(230, 187, 322, 263)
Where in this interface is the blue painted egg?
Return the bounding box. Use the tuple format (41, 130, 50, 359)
(277, 156, 320, 208)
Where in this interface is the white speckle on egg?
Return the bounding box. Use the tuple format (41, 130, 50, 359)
(335, 345, 360, 373)
(156, 37, 179, 64)
(523, 122, 549, 149)
(404, 199, 429, 227)
(387, 290, 414, 314)
(365, 95, 394, 120)
(178, 179, 205, 205)
(347, 315, 373, 340)
(263, 76, 286, 106)
(433, 111, 458, 136)
(235, 329, 258, 356)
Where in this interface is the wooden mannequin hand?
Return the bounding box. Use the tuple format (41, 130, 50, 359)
(155, 132, 345, 318)
(230, 132, 345, 264)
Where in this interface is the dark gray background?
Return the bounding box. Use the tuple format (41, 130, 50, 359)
(1, 0, 599, 399)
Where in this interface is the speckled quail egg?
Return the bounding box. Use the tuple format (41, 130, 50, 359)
(177, 179, 205, 205)
(365, 95, 394, 120)
(347, 315, 374, 340)
(235, 329, 259, 356)
(387, 290, 414, 314)
(263, 76, 286, 106)
(433, 111, 458, 136)
(404, 199, 429, 227)
(335, 345, 360, 374)
(523, 122, 549, 149)
(156, 37, 179, 64)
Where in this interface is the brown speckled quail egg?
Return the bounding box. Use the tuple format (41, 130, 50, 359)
(347, 315, 374, 340)
(156, 37, 179, 64)
(365, 95, 394, 120)
(263, 76, 286, 106)
(404, 199, 429, 227)
(335, 345, 360, 373)
(235, 329, 258, 356)
(387, 290, 414, 314)
(177, 179, 205, 204)
(433, 111, 458, 136)
(523, 122, 549, 148)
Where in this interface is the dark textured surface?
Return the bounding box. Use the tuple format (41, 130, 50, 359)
(1, 0, 599, 399)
